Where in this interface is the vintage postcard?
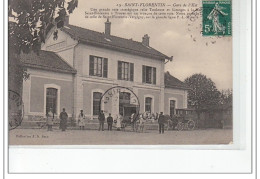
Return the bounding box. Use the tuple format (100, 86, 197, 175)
(8, 0, 233, 145)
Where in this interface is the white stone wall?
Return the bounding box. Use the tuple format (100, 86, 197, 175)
(76, 44, 165, 87)
(41, 28, 78, 67)
(22, 68, 74, 119)
(164, 88, 188, 115)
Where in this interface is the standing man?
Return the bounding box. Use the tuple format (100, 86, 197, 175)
(107, 113, 113, 131)
(78, 110, 85, 130)
(59, 108, 68, 131)
(98, 110, 105, 131)
(158, 112, 165, 134)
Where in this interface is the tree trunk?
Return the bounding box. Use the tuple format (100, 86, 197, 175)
(8, 51, 24, 130)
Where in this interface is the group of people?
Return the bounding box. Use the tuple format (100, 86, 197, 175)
(98, 110, 123, 131)
(98, 111, 167, 134)
(77, 110, 123, 131)
(46, 108, 167, 134)
(46, 108, 68, 131)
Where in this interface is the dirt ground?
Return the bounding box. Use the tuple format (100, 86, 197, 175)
(9, 128, 233, 145)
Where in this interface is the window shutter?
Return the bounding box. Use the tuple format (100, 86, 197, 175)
(142, 65, 146, 83)
(103, 58, 108, 78)
(153, 67, 156, 85)
(118, 61, 122, 80)
(130, 63, 134, 81)
(89, 55, 94, 76)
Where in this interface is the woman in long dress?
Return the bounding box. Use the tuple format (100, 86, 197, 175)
(116, 114, 122, 131)
(207, 2, 228, 34)
(46, 108, 54, 131)
(59, 108, 68, 131)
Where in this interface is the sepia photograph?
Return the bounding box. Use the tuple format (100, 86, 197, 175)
(8, 0, 233, 146)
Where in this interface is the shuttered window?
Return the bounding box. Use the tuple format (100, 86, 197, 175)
(142, 66, 146, 83)
(153, 67, 156, 84)
(118, 61, 134, 81)
(103, 58, 108, 78)
(89, 55, 108, 78)
(142, 65, 156, 85)
(130, 63, 134, 81)
(118, 61, 122, 80)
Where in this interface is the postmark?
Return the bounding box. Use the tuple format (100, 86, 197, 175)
(202, 0, 232, 36)
(8, 90, 24, 130)
(99, 86, 140, 124)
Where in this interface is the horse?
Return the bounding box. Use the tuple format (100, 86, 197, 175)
(120, 113, 139, 132)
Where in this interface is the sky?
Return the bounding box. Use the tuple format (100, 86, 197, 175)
(68, 0, 232, 90)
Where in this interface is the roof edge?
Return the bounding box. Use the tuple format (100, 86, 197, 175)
(22, 63, 77, 74)
(79, 39, 168, 61)
(61, 26, 170, 61)
(165, 85, 191, 90)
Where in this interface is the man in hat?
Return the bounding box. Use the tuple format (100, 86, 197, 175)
(107, 113, 113, 131)
(158, 112, 165, 134)
(98, 110, 105, 131)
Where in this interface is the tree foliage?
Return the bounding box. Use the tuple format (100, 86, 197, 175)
(8, 0, 78, 55)
(219, 89, 232, 105)
(184, 74, 221, 109)
(8, 0, 78, 93)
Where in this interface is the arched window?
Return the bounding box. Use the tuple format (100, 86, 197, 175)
(145, 97, 152, 113)
(93, 92, 102, 115)
(46, 88, 58, 114)
(170, 100, 176, 117)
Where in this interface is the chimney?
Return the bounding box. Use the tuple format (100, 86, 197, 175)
(64, 15, 69, 26)
(105, 18, 111, 36)
(142, 34, 150, 46)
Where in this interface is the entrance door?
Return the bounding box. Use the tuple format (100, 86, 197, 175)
(124, 106, 137, 117)
(119, 92, 130, 115)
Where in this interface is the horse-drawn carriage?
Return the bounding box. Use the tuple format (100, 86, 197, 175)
(118, 106, 197, 131)
(166, 109, 196, 131)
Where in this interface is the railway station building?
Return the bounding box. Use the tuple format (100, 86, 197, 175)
(21, 18, 190, 121)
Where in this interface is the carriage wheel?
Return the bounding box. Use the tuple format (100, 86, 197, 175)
(177, 122, 183, 131)
(187, 120, 195, 130)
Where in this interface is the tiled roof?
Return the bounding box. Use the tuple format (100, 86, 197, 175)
(20, 50, 76, 74)
(165, 71, 190, 90)
(61, 24, 170, 60)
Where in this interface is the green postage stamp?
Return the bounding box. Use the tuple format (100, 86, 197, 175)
(202, 0, 232, 36)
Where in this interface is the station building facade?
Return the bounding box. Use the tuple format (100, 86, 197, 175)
(21, 18, 190, 121)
